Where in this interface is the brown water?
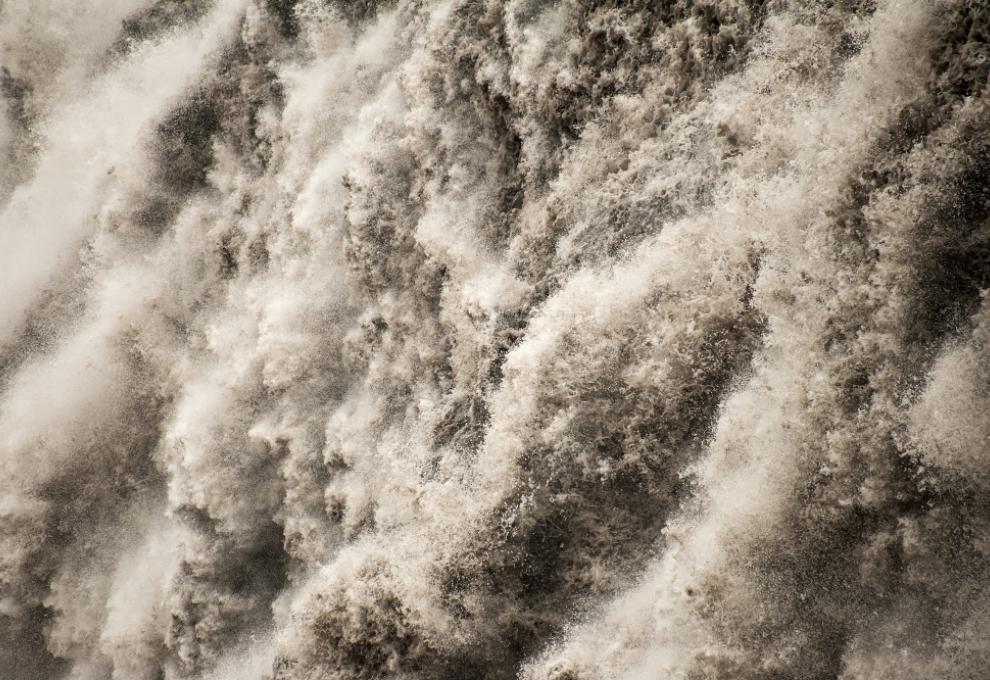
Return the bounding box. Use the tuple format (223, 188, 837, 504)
(1, 1, 989, 678)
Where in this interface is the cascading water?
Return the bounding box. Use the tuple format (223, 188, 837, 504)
(1, 1, 988, 679)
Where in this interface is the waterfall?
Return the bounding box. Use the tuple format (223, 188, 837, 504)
(1, 1, 989, 678)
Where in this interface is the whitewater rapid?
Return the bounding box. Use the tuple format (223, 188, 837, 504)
(1, 0, 989, 679)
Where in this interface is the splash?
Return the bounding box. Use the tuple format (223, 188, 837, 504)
(1, 0, 989, 678)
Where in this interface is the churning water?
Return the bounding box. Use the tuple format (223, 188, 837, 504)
(1, 1, 989, 678)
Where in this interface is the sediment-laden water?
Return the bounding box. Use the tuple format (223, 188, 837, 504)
(1, 1, 989, 678)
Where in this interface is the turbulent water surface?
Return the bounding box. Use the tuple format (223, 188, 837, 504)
(1, 0, 989, 678)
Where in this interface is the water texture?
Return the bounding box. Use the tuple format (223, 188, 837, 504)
(1, 0, 989, 678)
